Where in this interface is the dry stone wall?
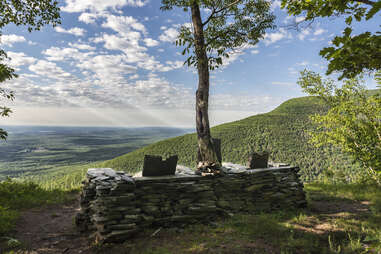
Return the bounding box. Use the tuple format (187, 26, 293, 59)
(76, 164, 306, 243)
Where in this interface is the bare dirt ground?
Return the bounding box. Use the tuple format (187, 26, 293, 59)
(11, 197, 92, 254)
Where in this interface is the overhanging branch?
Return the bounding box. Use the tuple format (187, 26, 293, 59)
(202, 0, 243, 26)
(355, 0, 376, 6)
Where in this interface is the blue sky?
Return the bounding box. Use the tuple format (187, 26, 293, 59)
(0, 0, 379, 127)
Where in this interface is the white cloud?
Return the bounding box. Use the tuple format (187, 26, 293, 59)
(43, 47, 81, 61)
(6, 52, 37, 70)
(76, 54, 138, 82)
(283, 16, 305, 25)
(296, 61, 309, 66)
(295, 16, 306, 23)
(159, 27, 179, 42)
(68, 42, 96, 50)
(62, 0, 149, 13)
(160, 61, 183, 72)
(297, 29, 310, 40)
(1, 34, 26, 47)
(29, 60, 75, 81)
(271, 0, 281, 10)
(313, 28, 326, 36)
(78, 13, 97, 24)
(3, 73, 193, 111)
(55, 26, 86, 36)
(129, 74, 139, 79)
(143, 38, 159, 47)
(263, 28, 291, 46)
(93, 34, 147, 63)
(102, 14, 146, 35)
(251, 49, 259, 54)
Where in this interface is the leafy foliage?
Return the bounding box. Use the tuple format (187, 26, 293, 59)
(0, 0, 61, 140)
(298, 70, 381, 175)
(0, 0, 60, 31)
(320, 29, 381, 79)
(281, 0, 381, 80)
(161, 0, 275, 70)
(0, 49, 16, 140)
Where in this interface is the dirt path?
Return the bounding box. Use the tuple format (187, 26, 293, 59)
(11, 198, 91, 254)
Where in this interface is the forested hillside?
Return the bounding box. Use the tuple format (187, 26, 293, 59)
(103, 96, 362, 182)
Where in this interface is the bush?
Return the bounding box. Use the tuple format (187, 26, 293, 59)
(0, 205, 17, 235)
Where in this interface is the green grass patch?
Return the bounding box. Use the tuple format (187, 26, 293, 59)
(306, 182, 381, 205)
(0, 178, 76, 236)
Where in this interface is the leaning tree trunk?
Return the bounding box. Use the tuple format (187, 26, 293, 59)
(191, 2, 221, 171)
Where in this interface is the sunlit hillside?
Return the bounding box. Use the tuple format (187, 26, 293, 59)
(103, 96, 362, 182)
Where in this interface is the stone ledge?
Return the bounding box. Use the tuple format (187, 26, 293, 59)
(77, 163, 307, 243)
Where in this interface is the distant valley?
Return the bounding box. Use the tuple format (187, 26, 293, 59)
(0, 126, 190, 180)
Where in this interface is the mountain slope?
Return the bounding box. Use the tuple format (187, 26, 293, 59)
(103, 96, 362, 182)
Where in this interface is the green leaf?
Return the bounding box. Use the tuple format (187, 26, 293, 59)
(366, 1, 381, 20)
(345, 16, 352, 25)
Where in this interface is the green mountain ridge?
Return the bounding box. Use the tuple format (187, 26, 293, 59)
(103, 96, 362, 182)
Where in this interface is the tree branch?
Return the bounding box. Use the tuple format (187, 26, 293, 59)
(355, 0, 376, 6)
(202, 0, 243, 26)
(202, 6, 217, 27)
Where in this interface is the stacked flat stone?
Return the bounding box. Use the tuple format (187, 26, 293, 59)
(76, 164, 306, 243)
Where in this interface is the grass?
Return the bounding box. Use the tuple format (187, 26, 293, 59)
(0, 178, 77, 236)
(305, 182, 381, 203)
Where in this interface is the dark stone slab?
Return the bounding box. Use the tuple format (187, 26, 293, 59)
(247, 152, 269, 169)
(142, 155, 178, 177)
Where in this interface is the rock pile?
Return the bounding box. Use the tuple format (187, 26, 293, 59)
(76, 164, 306, 243)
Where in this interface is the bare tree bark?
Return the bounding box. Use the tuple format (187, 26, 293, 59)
(191, 1, 221, 171)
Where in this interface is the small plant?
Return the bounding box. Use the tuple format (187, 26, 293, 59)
(6, 237, 21, 248)
(328, 234, 342, 253)
(347, 233, 363, 252)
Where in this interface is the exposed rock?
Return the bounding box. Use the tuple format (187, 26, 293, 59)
(142, 155, 178, 177)
(247, 152, 269, 169)
(221, 162, 248, 174)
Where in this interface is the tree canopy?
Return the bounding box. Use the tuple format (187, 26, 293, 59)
(161, 0, 275, 70)
(298, 70, 381, 177)
(281, 0, 381, 80)
(0, 0, 61, 140)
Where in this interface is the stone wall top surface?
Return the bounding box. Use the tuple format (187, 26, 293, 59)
(119, 162, 297, 182)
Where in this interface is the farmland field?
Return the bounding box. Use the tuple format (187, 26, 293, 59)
(0, 126, 190, 180)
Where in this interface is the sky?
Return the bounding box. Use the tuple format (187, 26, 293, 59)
(0, 0, 379, 127)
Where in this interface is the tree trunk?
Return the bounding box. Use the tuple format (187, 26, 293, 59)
(191, 1, 221, 170)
